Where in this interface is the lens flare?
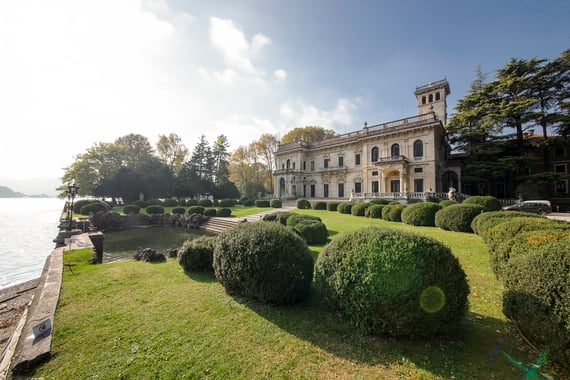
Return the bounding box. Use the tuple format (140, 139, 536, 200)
(419, 286, 446, 313)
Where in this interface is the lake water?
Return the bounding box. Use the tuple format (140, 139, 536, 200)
(0, 198, 63, 289)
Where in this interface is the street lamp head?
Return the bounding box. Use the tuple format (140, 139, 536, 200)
(68, 183, 80, 197)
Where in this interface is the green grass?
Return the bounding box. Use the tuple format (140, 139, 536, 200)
(27, 210, 565, 379)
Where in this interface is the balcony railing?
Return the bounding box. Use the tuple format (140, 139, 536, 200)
(273, 169, 304, 176)
(317, 165, 348, 173)
(373, 155, 410, 164)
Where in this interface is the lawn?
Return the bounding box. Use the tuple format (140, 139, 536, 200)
(26, 208, 562, 379)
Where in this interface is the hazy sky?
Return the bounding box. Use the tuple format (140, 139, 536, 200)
(1, 0, 569, 190)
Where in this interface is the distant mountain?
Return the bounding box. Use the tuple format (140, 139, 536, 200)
(0, 177, 59, 197)
(0, 185, 25, 198)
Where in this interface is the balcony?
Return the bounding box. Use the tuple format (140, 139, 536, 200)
(317, 165, 348, 173)
(273, 169, 304, 176)
(373, 155, 410, 165)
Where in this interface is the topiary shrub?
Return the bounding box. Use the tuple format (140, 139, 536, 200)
(434, 204, 485, 233)
(486, 218, 569, 278)
(337, 202, 352, 214)
(351, 202, 368, 217)
(187, 206, 205, 215)
(123, 204, 141, 215)
(218, 199, 236, 207)
(294, 220, 328, 244)
(439, 200, 458, 208)
(463, 195, 502, 212)
(254, 199, 270, 207)
(382, 204, 405, 222)
(314, 227, 469, 337)
(327, 202, 340, 212)
(471, 211, 546, 241)
(368, 198, 391, 205)
(178, 236, 218, 272)
(146, 205, 165, 215)
(503, 239, 570, 368)
(270, 199, 282, 208)
(198, 199, 213, 207)
(147, 199, 164, 206)
(240, 198, 254, 206)
(366, 204, 384, 218)
(296, 199, 312, 209)
(401, 202, 442, 227)
(313, 201, 327, 210)
(286, 214, 322, 228)
(80, 201, 109, 215)
(73, 199, 94, 214)
(90, 211, 122, 231)
(163, 198, 179, 207)
(186, 199, 198, 206)
(264, 211, 295, 225)
(171, 207, 186, 215)
(213, 222, 314, 305)
(204, 208, 217, 217)
(133, 200, 149, 208)
(216, 208, 232, 217)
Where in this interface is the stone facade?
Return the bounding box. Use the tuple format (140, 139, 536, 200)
(273, 80, 461, 201)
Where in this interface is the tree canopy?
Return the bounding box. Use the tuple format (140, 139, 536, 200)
(280, 126, 336, 144)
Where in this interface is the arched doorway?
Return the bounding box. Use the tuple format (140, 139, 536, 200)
(383, 169, 401, 193)
(279, 178, 286, 197)
(442, 171, 458, 192)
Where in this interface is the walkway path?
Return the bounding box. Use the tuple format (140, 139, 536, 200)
(199, 206, 296, 235)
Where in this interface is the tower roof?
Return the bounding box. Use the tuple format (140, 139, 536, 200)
(414, 79, 450, 96)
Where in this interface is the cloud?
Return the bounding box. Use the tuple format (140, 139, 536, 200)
(274, 69, 287, 83)
(209, 17, 271, 75)
(278, 98, 357, 132)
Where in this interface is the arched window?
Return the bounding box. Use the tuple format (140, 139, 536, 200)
(413, 140, 423, 157)
(286, 159, 290, 169)
(428, 94, 433, 102)
(422, 96, 426, 104)
(371, 147, 379, 162)
(435, 92, 441, 101)
(391, 143, 400, 158)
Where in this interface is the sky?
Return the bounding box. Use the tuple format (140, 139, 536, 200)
(0, 0, 569, 195)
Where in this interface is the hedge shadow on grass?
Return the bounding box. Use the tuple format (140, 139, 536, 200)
(237, 289, 530, 379)
(183, 270, 218, 283)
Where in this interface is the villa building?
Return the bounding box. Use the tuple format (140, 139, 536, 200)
(273, 79, 462, 201)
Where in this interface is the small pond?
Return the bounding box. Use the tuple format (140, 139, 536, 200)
(103, 227, 208, 263)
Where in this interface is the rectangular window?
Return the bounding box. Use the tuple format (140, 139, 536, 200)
(372, 171, 378, 176)
(324, 159, 329, 168)
(414, 179, 424, 192)
(338, 156, 344, 167)
(355, 154, 361, 165)
(338, 183, 344, 197)
(303, 161, 306, 170)
(310, 185, 316, 197)
(372, 181, 379, 193)
(414, 167, 423, 173)
(555, 164, 566, 173)
(324, 184, 329, 198)
(556, 180, 567, 194)
(355, 182, 362, 194)
(311, 161, 315, 171)
(390, 180, 400, 193)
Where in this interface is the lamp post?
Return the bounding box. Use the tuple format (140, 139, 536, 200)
(67, 183, 80, 231)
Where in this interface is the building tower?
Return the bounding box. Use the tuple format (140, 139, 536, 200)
(414, 79, 450, 125)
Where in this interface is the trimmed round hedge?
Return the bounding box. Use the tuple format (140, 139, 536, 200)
(315, 227, 469, 336)
(401, 202, 442, 227)
(218, 199, 236, 207)
(216, 208, 232, 217)
(351, 202, 368, 217)
(163, 198, 179, 207)
(294, 220, 328, 244)
(296, 199, 312, 209)
(270, 199, 282, 208)
(178, 236, 218, 272)
(134, 200, 149, 208)
(146, 205, 165, 215)
(254, 199, 270, 207)
(327, 202, 340, 212)
(439, 200, 458, 208)
(382, 204, 405, 222)
(213, 222, 314, 305)
(470, 211, 546, 241)
(187, 206, 205, 215)
(486, 218, 570, 278)
(204, 208, 217, 217)
(503, 239, 570, 368)
(463, 195, 502, 211)
(435, 204, 485, 232)
(172, 207, 186, 215)
(286, 214, 322, 228)
(368, 198, 391, 205)
(198, 199, 213, 207)
(80, 201, 110, 215)
(313, 201, 327, 210)
(73, 199, 95, 214)
(366, 204, 384, 219)
(123, 204, 141, 215)
(337, 202, 352, 214)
